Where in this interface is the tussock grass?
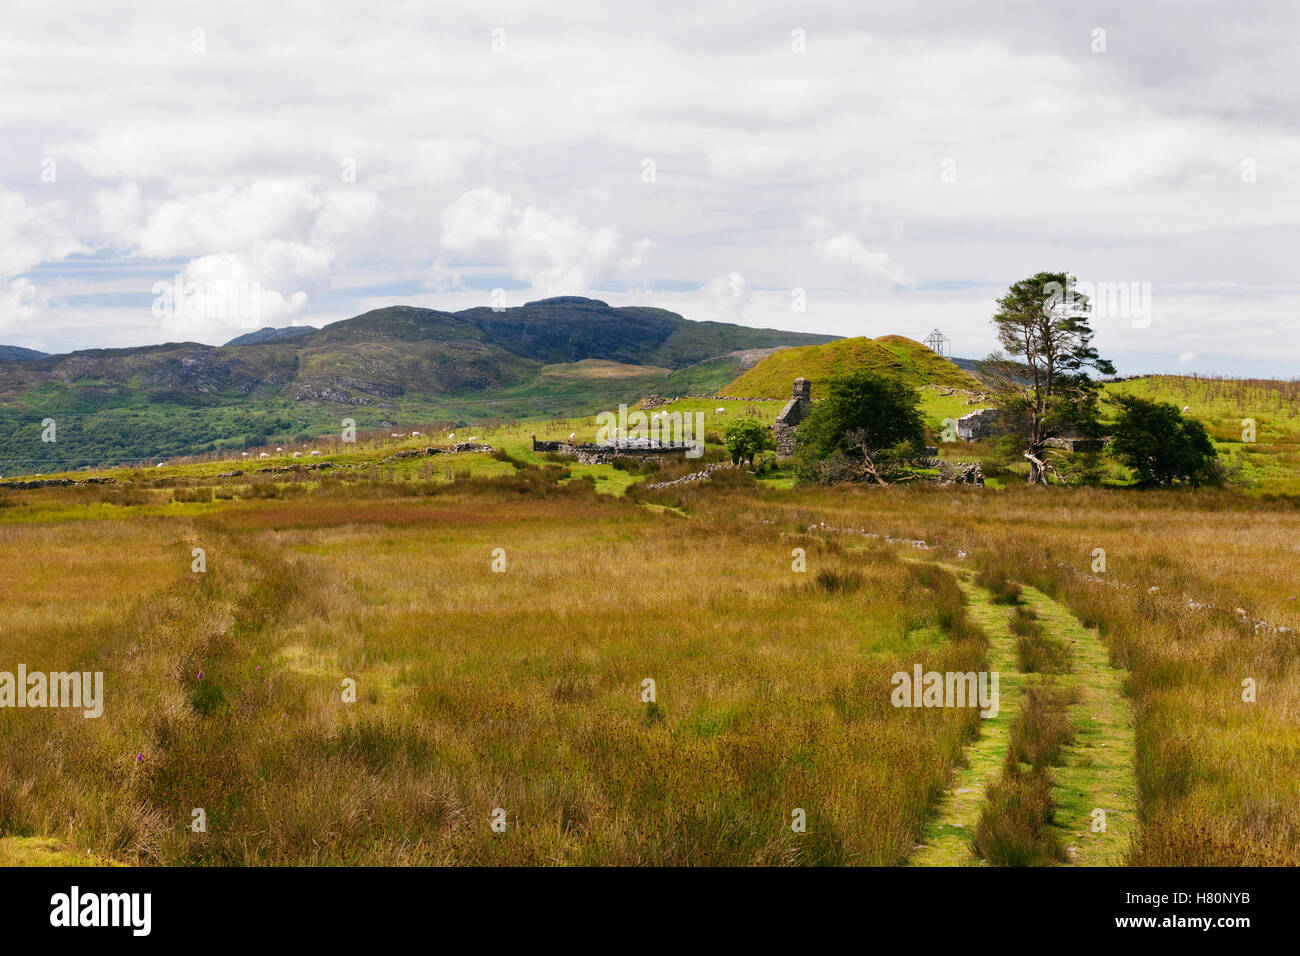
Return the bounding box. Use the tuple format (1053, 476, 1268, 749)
(6, 463, 1298, 866)
(975, 684, 1077, 866)
(974, 770, 1062, 866)
(812, 568, 864, 594)
(693, 481, 1300, 865)
(976, 567, 1023, 605)
(1011, 607, 1072, 674)
(1007, 684, 1078, 771)
(1, 480, 985, 865)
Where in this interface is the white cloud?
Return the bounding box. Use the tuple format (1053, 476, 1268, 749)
(0, 186, 86, 277)
(134, 180, 327, 259)
(0, 1, 1297, 372)
(93, 183, 144, 245)
(702, 272, 751, 323)
(0, 279, 46, 334)
(152, 241, 326, 342)
(88, 180, 380, 341)
(440, 188, 651, 297)
(818, 233, 910, 286)
(507, 206, 620, 296)
(440, 187, 516, 254)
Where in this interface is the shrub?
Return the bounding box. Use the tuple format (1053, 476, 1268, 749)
(1108, 394, 1219, 487)
(792, 371, 926, 483)
(723, 418, 772, 467)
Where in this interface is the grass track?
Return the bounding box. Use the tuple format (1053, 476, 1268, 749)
(1019, 585, 1137, 865)
(909, 563, 1137, 866)
(908, 563, 1021, 865)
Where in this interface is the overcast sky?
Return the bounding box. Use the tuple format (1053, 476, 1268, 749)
(2, 0, 1298, 375)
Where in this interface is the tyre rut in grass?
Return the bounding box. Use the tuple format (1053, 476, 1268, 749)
(910, 562, 1136, 866)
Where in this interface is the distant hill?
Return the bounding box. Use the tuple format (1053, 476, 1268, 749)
(717, 335, 981, 398)
(0, 345, 48, 361)
(224, 326, 318, 346)
(948, 355, 983, 377)
(0, 297, 836, 469)
(306, 297, 834, 367)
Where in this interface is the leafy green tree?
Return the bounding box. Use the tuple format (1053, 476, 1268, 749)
(1108, 394, 1218, 487)
(980, 272, 1115, 484)
(793, 370, 926, 483)
(722, 418, 772, 467)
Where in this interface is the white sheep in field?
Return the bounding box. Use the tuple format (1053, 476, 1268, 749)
(310, 450, 321, 457)
(391, 433, 401, 438)
(276, 446, 283, 452)
(241, 452, 248, 457)
(293, 452, 302, 458)
(259, 453, 269, 459)
(716, 407, 725, 414)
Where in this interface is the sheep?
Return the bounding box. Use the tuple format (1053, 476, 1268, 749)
(715, 407, 725, 414)
(259, 452, 269, 459)
(276, 446, 283, 452)
(391, 433, 401, 438)
(293, 451, 302, 458)
(411, 431, 421, 438)
(241, 452, 249, 457)
(310, 450, 321, 457)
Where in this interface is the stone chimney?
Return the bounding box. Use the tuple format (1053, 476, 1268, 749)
(775, 378, 812, 456)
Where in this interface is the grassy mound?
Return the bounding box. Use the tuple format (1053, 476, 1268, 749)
(717, 336, 980, 398)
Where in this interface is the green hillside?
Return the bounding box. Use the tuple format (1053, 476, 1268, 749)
(718, 335, 981, 398)
(0, 298, 835, 471)
(1104, 375, 1300, 492)
(660, 354, 745, 395)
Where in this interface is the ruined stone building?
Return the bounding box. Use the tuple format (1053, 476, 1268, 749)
(775, 378, 811, 455)
(954, 407, 1000, 440)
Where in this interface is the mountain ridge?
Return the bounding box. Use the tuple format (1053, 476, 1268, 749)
(0, 297, 837, 467)
(0, 345, 48, 361)
(224, 326, 318, 347)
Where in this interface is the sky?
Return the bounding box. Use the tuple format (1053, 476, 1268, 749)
(1, 0, 1298, 376)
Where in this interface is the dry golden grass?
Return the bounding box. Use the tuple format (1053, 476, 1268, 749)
(5, 470, 1297, 866)
(0, 481, 986, 865)
(655, 481, 1300, 865)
